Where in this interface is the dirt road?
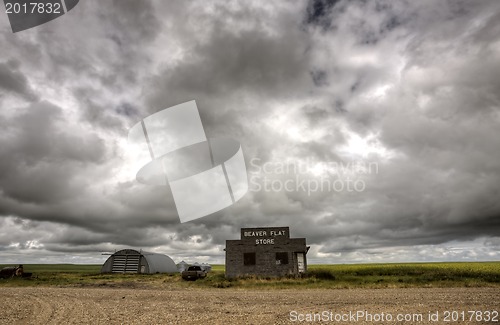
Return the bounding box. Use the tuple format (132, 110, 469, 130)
(0, 287, 498, 324)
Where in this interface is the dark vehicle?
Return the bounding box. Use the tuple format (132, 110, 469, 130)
(0, 265, 31, 278)
(181, 265, 207, 281)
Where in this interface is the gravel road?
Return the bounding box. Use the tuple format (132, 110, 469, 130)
(0, 287, 498, 324)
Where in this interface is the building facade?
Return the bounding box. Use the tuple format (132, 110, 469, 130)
(225, 227, 308, 278)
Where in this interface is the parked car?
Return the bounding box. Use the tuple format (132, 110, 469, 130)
(181, 265, 207, 281)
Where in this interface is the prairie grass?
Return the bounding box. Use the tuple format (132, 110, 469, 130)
(1, 262, 499, 289)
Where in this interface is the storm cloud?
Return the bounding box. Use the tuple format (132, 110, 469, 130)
(0, 0, 499, 264)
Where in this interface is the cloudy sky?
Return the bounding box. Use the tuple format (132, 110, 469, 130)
(1, 0, 499, 265)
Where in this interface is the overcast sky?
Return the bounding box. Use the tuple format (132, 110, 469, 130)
(1, 0, 499, 265)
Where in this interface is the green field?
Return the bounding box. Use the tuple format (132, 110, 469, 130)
(1, 262, 499, 289)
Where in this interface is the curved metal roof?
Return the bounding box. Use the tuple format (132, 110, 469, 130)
(101, 249, 177, 274)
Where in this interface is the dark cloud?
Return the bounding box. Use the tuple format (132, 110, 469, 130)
(0, 60, 38, 100)
(0, 101, 106, 209)
(144, 26, 312, 114)
(306, 0, 341, 28)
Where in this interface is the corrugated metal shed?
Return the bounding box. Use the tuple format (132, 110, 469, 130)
(177, 260, 189, 273)
(101, 249, 177, 274)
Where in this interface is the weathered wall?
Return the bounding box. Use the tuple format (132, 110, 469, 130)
(225, 227, 308, 278)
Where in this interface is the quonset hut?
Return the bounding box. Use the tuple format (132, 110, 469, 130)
(101, 249, 177, 274)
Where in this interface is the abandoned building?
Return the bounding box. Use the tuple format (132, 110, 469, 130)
(225, 227, 309, 278)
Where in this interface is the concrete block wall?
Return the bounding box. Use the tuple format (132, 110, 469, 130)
(225, 227, 307, 278)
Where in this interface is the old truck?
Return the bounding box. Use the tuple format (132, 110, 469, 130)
(181, 265, 207, 281)
(0, 265, 31, 278)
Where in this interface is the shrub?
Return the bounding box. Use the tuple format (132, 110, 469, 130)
(307, 269, 336, 280)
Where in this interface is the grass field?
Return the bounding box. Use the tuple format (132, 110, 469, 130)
(1, 262, 499, 289)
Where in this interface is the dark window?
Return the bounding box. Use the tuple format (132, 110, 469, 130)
(276, 252, 289, 265)
(243, 252, 256, 265)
